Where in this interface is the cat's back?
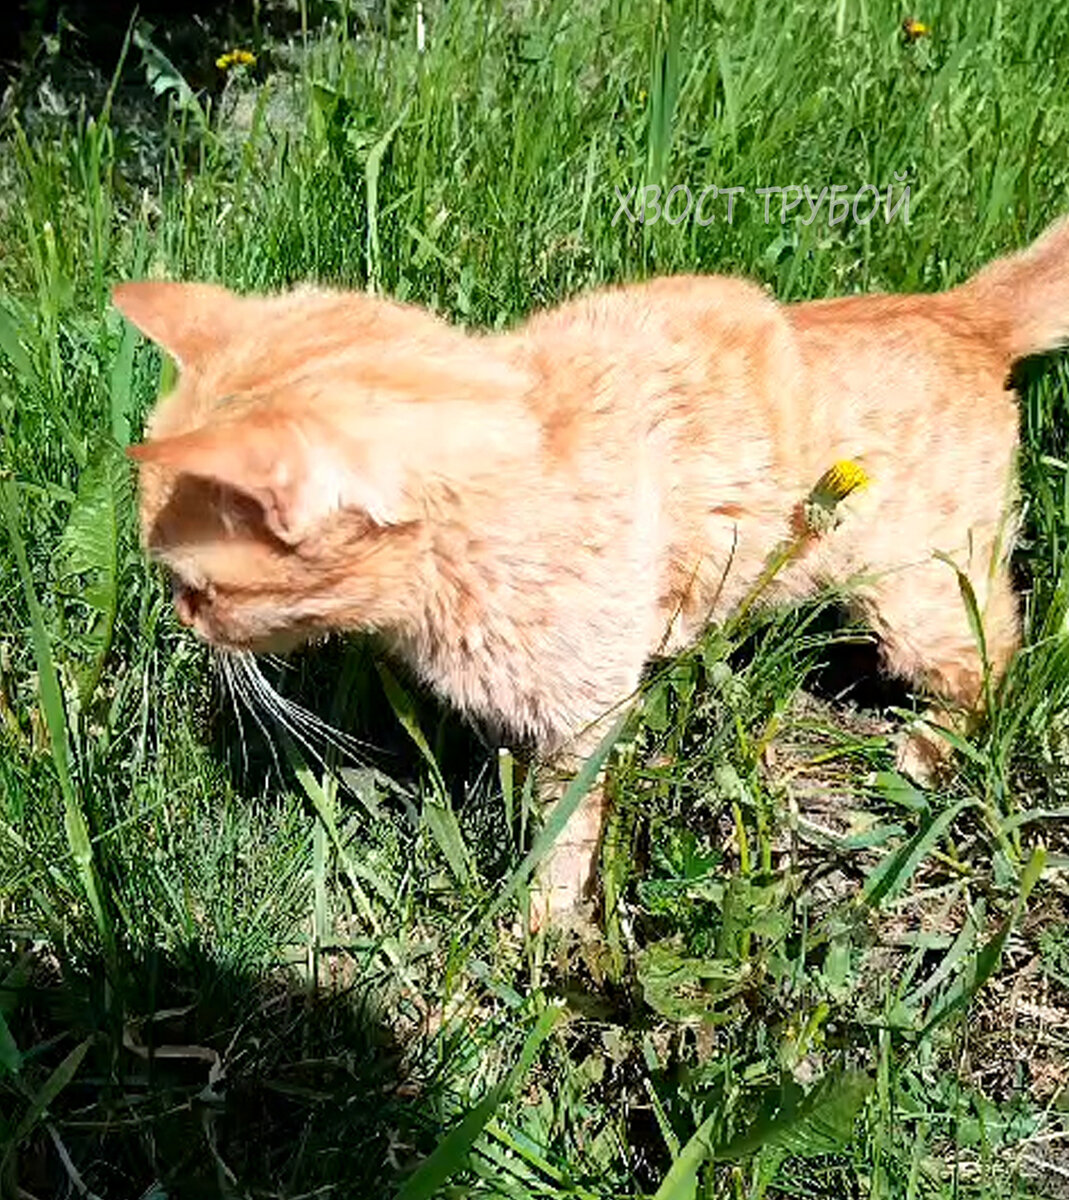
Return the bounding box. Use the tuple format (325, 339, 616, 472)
(518, 272, 787, 381)
(512, 272, 809, 476)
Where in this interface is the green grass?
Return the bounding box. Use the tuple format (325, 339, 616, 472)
(2, 0, 1069, 1195)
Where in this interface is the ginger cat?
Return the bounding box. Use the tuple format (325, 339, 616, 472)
(116, 217, 1069, 925)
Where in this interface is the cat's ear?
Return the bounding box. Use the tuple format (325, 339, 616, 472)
(112, 281, 242, 368)
(127, 415, 402, 544)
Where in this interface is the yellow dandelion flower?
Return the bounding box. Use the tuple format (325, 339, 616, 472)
(902, 17, 930, 41)
(216, 48, 257, 71)
(804, 459, 870, 535)
(815, 459, 870, 503)
(733, 458, 871, 621)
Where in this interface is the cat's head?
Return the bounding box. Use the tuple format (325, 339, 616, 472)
(115, 281, 533, 652)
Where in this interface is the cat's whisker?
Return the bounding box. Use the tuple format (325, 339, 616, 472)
(223, 650, 370, 781)
(218, 651, 275, 786)
(221, 649, 307, 785)
(238, 652, 373, 762)
(224, 654, 269, 788)
(216, 652, 250, 781)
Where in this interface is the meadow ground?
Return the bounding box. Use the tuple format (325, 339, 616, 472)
(2, 1, 1069, 1195)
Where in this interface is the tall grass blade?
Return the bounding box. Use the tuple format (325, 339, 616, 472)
(109, 320, 138, 447)
(0, 480, 110, 953)
(861, 798, 973, 909)
(376, 658, 471, 883)
(422, 795, 472, 886)
(365, 106, 409, 292)
(3, 1035, 93, 1165)
(920, 847, 1046, 1037)
(651, 1111, 715, 1200)
(375, 659, 446, 793)
(472, 711, 632, 938)
(396, 1001, 562, 1200)
(935, 551, 992, 710)
(285, 738, 392, 917)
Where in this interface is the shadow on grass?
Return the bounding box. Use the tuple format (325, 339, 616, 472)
(3, 938, 448, 1198)
(722, 599, 913, 716)
(206, 636, 524, 891)
(210, 636, 498, 802)
(2, 0, 406, 87)
(217, 611, 908, 806)
(796, 604, 913, 713)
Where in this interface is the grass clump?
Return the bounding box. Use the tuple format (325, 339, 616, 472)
(1, 1, 1069, 1196)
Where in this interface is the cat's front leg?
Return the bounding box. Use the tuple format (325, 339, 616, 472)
(528, 777, 607, 932)
(527, 713, 624, 932)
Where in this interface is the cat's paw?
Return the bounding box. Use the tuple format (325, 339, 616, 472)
(527, 839, 599, 933)
(895, 716, 955, 788)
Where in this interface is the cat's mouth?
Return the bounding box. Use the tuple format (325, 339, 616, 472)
(172, 577, 212, 629)
(168, 572, 309, 655)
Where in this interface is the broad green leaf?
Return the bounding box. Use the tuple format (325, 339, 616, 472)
(57, 439, 131, 708)
(872, 771, 929, 813)
(133, 24, 207, 125)
(652, 1112, 716, 1200)
(422, 797, 471, 886)
(398, 1090, 506, 1200)
(715, 1070, 872, 1160)
(644, 678, 671, 732)
(0, 299, 38, 386)
(638, 940, 747, 1022)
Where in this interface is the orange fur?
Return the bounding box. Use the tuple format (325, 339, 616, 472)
(116, 219, 1069, 916)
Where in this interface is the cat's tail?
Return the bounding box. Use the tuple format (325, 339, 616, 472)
(961, 215, 1069, 362)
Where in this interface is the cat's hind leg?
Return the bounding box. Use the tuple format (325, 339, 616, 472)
(860, 554, 1019, 780)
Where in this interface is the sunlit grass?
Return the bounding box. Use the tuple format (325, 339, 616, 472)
(1, 1, 1068, 1195)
